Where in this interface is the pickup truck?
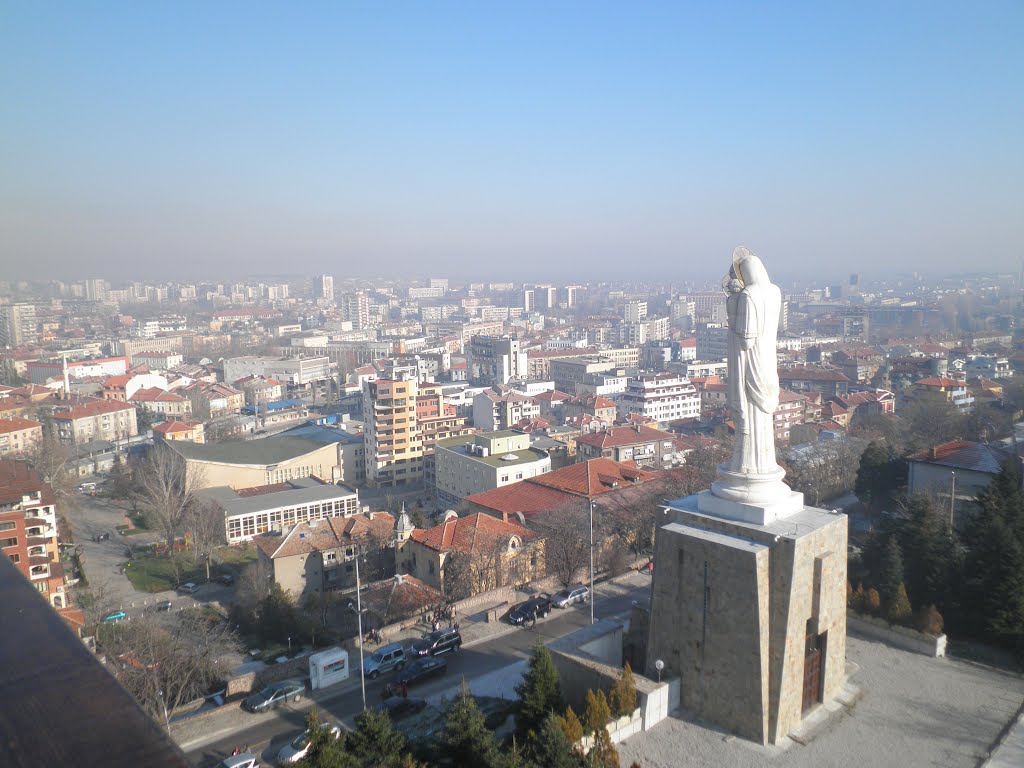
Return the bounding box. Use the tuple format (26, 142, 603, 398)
(508, 594, 553, 626)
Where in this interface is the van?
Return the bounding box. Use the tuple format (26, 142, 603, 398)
(362, 642, 406, 679)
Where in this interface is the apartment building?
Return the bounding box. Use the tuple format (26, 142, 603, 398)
(433, 431, 551, 508)
(908, 377, 975, 413)
(129, 387, 192, 420)
(0, 303, 38, 348)
(466, 335, 528, 386)
(152, 420, 205, 444)
(49, 399, 138, 445)
(0, 418, 43, 455)
(183, 381, 244, 420)
(0, 460, 82, 628)
(234, 375, 284, 406)
(223, 355, 332, 387)
(363, 378, 422, 487)
(472, 385, 541, 432)
(618, 373, 700, 423)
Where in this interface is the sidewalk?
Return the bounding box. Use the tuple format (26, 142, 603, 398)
(172, 568, 651, 751)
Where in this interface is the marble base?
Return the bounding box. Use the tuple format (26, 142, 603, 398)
(697, 487, 805, 526)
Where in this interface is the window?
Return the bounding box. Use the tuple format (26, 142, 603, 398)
(0, 537, 16, 549)
(8, 553, 20, 563)
(0, 521, 13, 531)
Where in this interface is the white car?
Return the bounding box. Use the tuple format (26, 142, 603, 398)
(220, 754, 258, 768)
(277, 722, 341, 764)
(552, 584, 590, 608)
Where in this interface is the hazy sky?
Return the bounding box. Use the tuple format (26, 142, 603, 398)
(2, 2, 1022, 284)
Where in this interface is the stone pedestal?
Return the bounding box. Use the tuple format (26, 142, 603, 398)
(645, 495, 848, 745)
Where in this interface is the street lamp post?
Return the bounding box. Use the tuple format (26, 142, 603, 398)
(157, 689, 169, 734)
(354, 552, 367, 710)
(949, 471, 956, 533)
(589, 499, 595, 625)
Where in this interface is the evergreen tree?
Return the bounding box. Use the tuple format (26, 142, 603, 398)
(893, 494, 957, 611)
(559, 706, 584, 746)
(608, 664, 637, 718)
(855, 441, 904, 511)
(962, 516, 1024, 653)
(587, 726, 620, 768)
(877, 536, 905, 603)
(439, 685, 503, 768)
(347, 709, 406, 768)
(301, 708, 359, 768)
(886, 582, 913, 626)
(527, 714, 585, 768)
(516, 642, 565, 738)
(583, 690, 611, 736)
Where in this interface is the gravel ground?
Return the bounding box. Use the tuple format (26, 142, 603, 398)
(619, 634, 1024, 768)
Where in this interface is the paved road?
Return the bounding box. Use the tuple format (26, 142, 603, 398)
(185, 577, 651, 767)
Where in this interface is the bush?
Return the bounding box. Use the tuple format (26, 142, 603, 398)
(559, 706, 584, 746)
(886, 582, 913, 626)
(865, 588, 881, 615)
(851, 583, 866, 612)
(608, 663, 637, 718)
(913, 604, 945, 636)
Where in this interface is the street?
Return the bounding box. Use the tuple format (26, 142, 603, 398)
(184, 575, 652, 767)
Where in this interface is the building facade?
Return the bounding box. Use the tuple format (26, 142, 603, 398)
(49, 400, 139, 445)
(433, 431, 551, 508)
(618, 373, 700, 423)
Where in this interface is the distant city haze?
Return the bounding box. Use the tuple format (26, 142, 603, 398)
(1, 3, 1022, 282)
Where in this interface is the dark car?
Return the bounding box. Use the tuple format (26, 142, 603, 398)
(393, 656, 448, 689)
(242, 679, 304, 713)
(218, 572, 235, 586)
(374, 696, 427, 721)
(410, 626, 461, 657)
(153, 599, 173, 612)
(508, 594, 552, 626)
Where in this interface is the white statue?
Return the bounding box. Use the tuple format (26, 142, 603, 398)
(711, 247, 793, 505)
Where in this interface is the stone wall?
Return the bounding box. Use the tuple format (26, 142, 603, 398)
(847, 612, 946, 657)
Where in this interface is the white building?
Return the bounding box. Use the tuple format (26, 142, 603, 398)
(466, 335, 528, 386)
(223, 355, 332, 387)
(624, 300, 648, 323)
(618, 373, 700, 423)
(318, 274, 334, 300)
(433, 431, 550, 508)
(472, 385, 541, 431)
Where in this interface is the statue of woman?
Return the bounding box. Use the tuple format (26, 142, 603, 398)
(724, 246, 782, 476)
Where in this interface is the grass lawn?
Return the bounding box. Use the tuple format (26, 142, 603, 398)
(123, 554, 205, 593)
(213, 543, 258, 568)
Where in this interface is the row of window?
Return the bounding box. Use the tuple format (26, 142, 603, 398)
(226, 496, 359, 543)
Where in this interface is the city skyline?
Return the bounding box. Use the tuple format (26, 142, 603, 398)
(2, 2, 1022, 281)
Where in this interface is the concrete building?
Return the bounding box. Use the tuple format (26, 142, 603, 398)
(169, 435, 342, 490)
(363, 378, 422, 488)
(0, 460, 82, 628)
(575, 424, 690, 468)
(49, 400, 138, 445)
(472, 385, 541, 432)
(907, 376, 975, 413)
(0, 417, 43, 455)
(340, 292, 371, 329)
(696, 323, 729, 362)
(101, 372, 169, 402)
(624, 300, 648, 323)
(0, 303, 38, 348)
(129, 388, 192, 420)
(318, 274, 334, 300)
(466, 335, 528, 386)
(433, 431, 551, 508)
(29, 356, 129, 386)
(907, 439, 1012, 522)
(223, 356, 332, 387)
(549, 356, 616, 395)
(777, 366, 851, 399)
(234, 375, 284, 407)
(618, 373, 700, 423)
(183, 382, 244, 420)
(202, 477, 359, 544)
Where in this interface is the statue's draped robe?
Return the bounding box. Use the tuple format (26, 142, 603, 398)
(727, 260, 781, 475)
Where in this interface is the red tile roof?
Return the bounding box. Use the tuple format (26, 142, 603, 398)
(409, 512, 537, 554)
(153, 420, 202, 434)
(50, 399, 135, 420)
(915, 377, 963, 388)
(0, 417, 43, 433)
(575, 424, 677, 450)
(129, 387, 185, 403)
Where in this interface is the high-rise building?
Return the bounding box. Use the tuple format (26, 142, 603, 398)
(696, 323, 729, 362)
(85, 278, 107, 302)
(466, 335, 528, 386)
(341, 292, 370, 330)
(624, 300, 648, 323)
(563, 285, 582, 308)
(363, 377, 422, 487)
(318, 275, 334, 300)
(523, 288, 535, 313)
(0, 303, 38, 348)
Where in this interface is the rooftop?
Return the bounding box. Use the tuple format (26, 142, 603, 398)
(410, 512, 538, 554)
(168, 435, 333, 466)
(202, 479, 358, 519)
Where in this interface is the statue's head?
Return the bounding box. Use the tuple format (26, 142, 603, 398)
(732, 246, 769, 286)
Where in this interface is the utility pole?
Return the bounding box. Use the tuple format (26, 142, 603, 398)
(355, 551, 366, 710)
(589, 499, 595, 625)
(949, 471, 956, 533)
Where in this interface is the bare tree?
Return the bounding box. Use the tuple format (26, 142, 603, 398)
(102, 611, 240, 731)
(534, 502, 591, 589)
(135, 446, 204, 579)
(184, 499, 225, 571)
(24, 434, 78, 510)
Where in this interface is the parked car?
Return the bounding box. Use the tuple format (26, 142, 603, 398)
(242, 679, 304, 713)
(220, 754, 258, 768)
(218, 572, 235, 586)
(177, 582, 199, 595)
(277, 721, 341, 764)
(552, 584, 590, 608)
(101, 610, 127, 623)
(374, 696, 427, 721)
(363, 642, 406, 679)
(508, 594, 552, 626)
(410, 626, 461, 657)
(393, 656, 448, 689)
(153, 599, 173, 612)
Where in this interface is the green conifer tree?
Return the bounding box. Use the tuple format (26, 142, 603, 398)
(440, 684, 503, 768)
(516, 642, 565, 738)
